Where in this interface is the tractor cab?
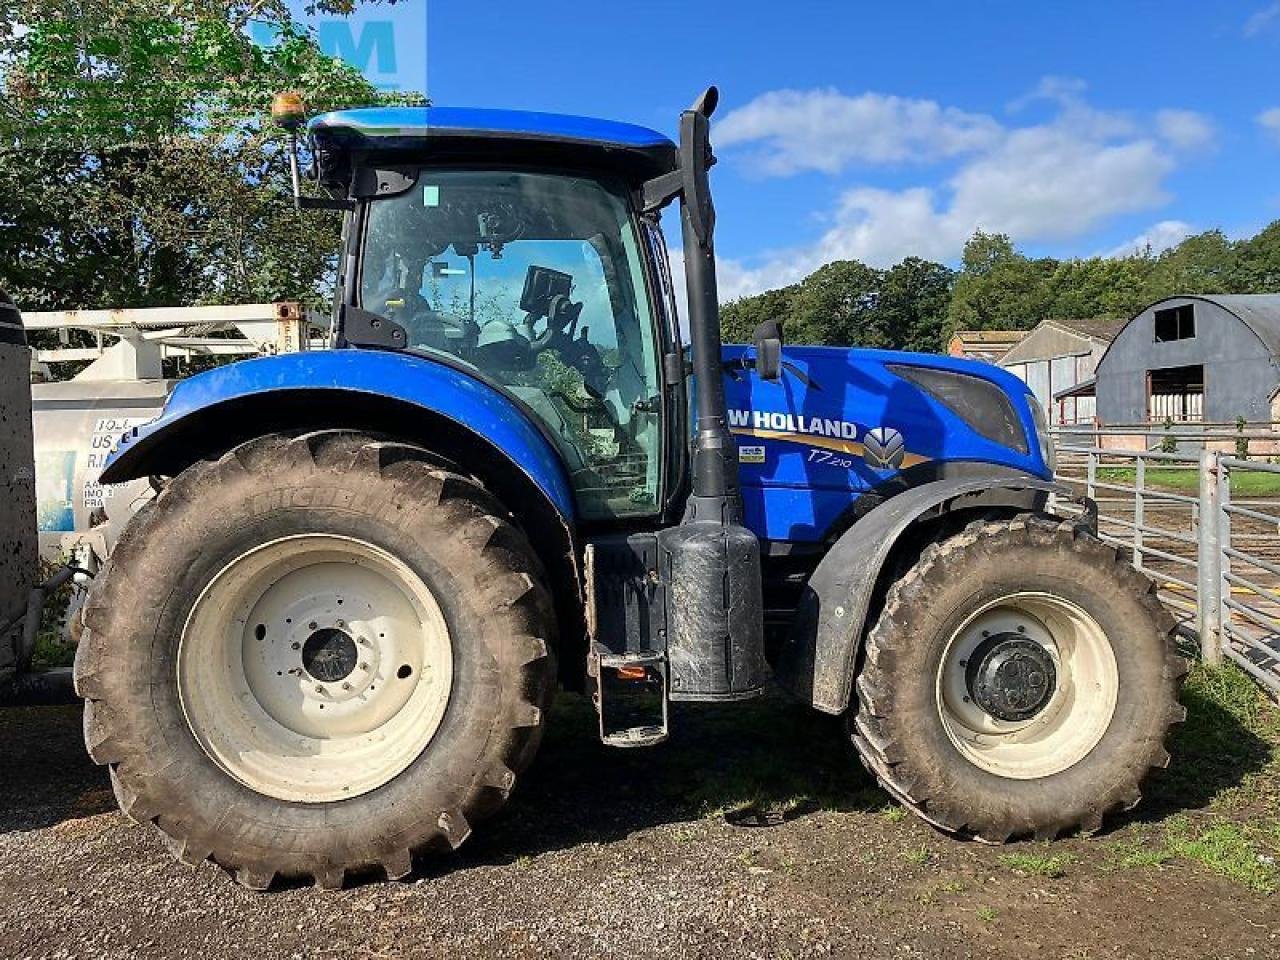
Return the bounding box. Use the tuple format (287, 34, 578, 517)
(305, 107, 688, 521)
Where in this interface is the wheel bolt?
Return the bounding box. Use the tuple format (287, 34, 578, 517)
(291, 642, 301, 650)
(315, 685, 324, 694)
(1017, 625, 1026, 633)
(342, 682, 352, 690)
(357, 637, 369, 646)
(981, 630, 990, 637)
(337, 619, 345, 628)
(360, 662, 369, 671)
(308, 621, 318, 630)
(959, 659, 968, 668)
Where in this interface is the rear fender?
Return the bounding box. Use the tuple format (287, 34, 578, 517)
(775, 475, 1072, 714)
(101, 350, 575, 518)
(99, 351, 585, 682)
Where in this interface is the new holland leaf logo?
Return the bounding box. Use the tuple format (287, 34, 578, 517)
(862, 427, 906, 470)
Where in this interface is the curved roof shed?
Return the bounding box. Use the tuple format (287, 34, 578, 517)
(1095, 295, 1280, 425)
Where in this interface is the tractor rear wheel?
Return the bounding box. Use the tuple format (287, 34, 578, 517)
(850, 514, 1187, 841)
(74, 431, 555, 888)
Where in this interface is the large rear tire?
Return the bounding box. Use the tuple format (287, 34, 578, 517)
(74, 431, 555, 888)
(850, 514, 1187, 841)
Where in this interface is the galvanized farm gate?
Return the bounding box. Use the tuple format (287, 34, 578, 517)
(1053, 429, 1280, 697)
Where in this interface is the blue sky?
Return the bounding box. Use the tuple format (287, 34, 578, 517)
(308, 1, 1280, 299)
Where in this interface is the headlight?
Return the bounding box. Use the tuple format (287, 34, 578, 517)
(1029, 400, 1055, 472)
(888, 364, 1027, 454)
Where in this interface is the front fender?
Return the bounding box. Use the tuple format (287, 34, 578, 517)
(100, 350, 576, 520)
(775, 475, 1071, 714)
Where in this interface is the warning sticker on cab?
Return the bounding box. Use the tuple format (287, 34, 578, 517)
(738, 444, 766, 464)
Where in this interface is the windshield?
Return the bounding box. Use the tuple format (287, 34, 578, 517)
(358, 170, 662, 518)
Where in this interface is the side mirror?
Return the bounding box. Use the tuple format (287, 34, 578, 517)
(753, 320, 783, 381)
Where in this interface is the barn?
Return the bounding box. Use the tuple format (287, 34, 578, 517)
(997, 317, 1124, 425)
(1095, 295, 1280, 427)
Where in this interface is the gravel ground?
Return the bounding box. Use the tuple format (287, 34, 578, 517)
(2, 690, 1278, 960)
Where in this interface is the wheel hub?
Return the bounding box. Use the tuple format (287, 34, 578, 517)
(302, 627, 359, 682)
(965, 633, 1057, 721)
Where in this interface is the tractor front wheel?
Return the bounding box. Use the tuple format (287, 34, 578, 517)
(850, 514, 1187, 841)
(74, 431, 555, 888)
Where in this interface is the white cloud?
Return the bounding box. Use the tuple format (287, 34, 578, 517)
(1155, 109, 1216, 151)
(1007, 75, 1089, 112)
(1258, 107, 1280, 143)
(708, 83, 1198, 299)
(1245, 3, 1280, 36)
(1103, 220, 1196, 259)
(714, 88, 1001, 176)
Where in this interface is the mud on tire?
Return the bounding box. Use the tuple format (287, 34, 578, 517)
(74, 431, 556, 889)
(850, 514, 1188, 841)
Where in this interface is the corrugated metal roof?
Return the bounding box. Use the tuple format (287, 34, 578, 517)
(1189, 295, 1280, 356)
(1051, 317, 1127, 341)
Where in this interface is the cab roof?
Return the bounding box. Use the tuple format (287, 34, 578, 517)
(308, 106, 677, 183)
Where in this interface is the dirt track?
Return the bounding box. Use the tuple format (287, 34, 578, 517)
(1, 691, 1277, 960)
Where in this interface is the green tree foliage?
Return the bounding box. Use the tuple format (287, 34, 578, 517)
(720, 259, 957, 352)
(879, 257, 955, 353)
(947, 232, 1055, 335)
(0, 0, 414, 311)
(724, 220, 1280, 353)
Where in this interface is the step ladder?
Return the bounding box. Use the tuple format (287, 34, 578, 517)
(588, 645, 669, 748)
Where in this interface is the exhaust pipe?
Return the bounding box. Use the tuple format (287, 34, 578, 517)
(658, 88, 768, 701)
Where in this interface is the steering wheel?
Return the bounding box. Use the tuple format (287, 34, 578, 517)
(380, 287, 470, 346)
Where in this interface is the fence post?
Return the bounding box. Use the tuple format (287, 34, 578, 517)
(1196, 449, 1223, 665)
(1086, 449, 1097, 503)
(1133, 455, 1145, 572)
(1219, 458, 1233, 661)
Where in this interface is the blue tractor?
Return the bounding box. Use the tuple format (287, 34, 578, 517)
(77, 89, 1185, 889)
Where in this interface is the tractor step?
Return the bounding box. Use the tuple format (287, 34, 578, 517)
(589, 646, 669, 748)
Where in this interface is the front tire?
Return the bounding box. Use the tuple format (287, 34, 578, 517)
(850, 514, 1187, 841)
(74, 431, 555, 888)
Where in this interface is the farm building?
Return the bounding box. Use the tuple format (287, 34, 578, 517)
(1094, 295, 1280, 427)
(997, 317, 1125, 425)
(946, 329, 1026, 363)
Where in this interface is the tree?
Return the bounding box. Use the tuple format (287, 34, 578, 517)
(1141, 229, 1240, 301)
(1233, 221, 1280, 293)
(721, 286, 796, 346)
(946, 231, 1055, 336)
(878, 257, 954, 353)
(719, 257, 954, 351)
(788, 260, 882, 346)
(722, 221, 1280, 356)
(0, 0, 413, 312)
(1043, 256, 1152, 324)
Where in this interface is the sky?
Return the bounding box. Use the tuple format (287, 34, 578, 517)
(297, 1, 1280, 301)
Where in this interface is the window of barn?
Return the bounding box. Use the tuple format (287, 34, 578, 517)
(1153, 304, 1196, 342)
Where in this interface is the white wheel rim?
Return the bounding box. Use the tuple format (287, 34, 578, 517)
(935, 592, 1118, 780)
(178, 534, 453, 803)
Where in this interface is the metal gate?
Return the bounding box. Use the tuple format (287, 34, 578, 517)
(1054, 436, 1280, 697)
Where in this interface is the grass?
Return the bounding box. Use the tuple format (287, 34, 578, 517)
(975, 907, 997, 923)
(997, 850, 1075, 879)
(1105, 836, 1175, 870)
(1106, 662, 1280, 894)
(1164, 819, 1277, 894)
(901, 843, 931, 865)
(881, 805, 907, 824)
(1094, 465, 1280, 495)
